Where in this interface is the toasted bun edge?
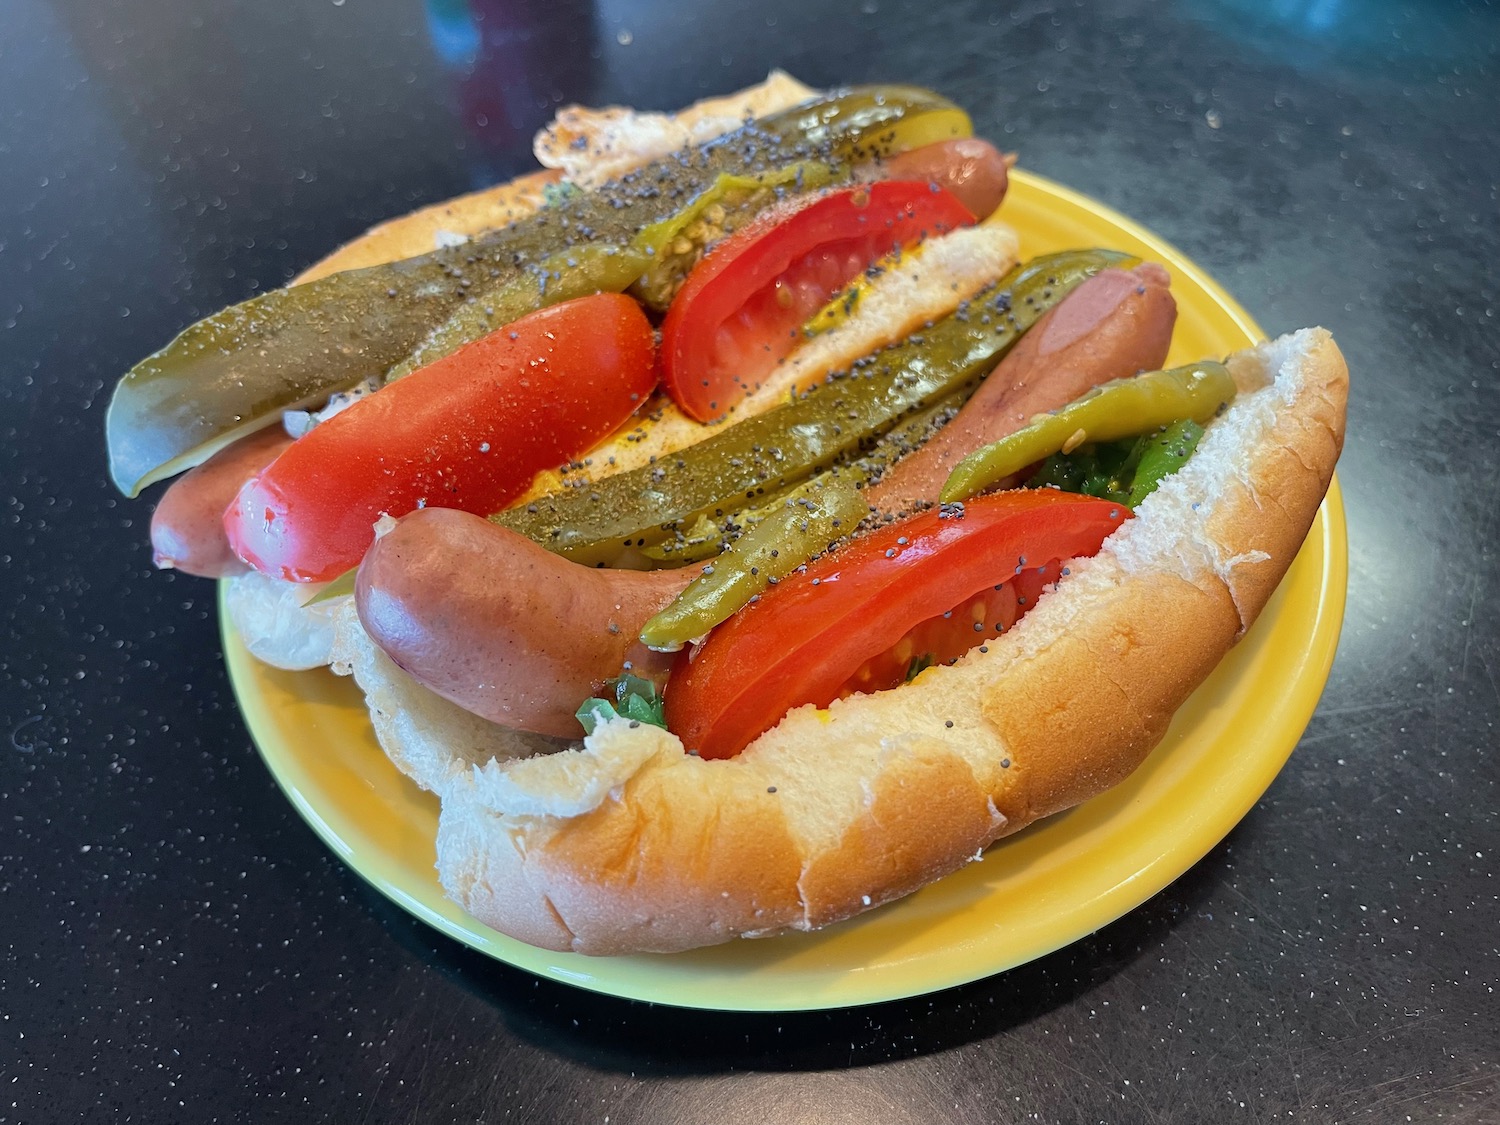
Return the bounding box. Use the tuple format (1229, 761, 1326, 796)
(432, 329, 1347, 954)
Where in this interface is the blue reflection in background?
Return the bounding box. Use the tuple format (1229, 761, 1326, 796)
(423, 0, 599, 187)
(1178, 0, 1493, 66)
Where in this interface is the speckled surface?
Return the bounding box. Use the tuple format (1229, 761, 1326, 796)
(2, 0, 1497, 1120)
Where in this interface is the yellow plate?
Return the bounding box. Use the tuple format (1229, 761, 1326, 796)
(222, 168, 1348, 1011)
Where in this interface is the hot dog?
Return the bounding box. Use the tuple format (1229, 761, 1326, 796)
(150, 426, 293, 577)
(871, 137, 1012, 220)
(106, 77, 1348, 957)
(356, 509, 690, 737)
(335, 326, 1346, 954)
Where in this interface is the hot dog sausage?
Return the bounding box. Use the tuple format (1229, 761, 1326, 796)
(875, 138, 1011, 219)
(865, 263, 1176, 509)
(355, 508, 693, 738)
(150, 426, 294, 577)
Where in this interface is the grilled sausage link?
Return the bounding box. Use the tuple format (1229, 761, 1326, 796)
(150, 426, 294, 577)
(355, 507, 693, 737)
(876, 138, 1012, 219)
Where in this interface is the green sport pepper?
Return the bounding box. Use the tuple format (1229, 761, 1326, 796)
(940, 360, 1237, 503)
(106, 85, 971, 497)
(493, 249, 1137, 566)
(1026, 418, 1208, 507)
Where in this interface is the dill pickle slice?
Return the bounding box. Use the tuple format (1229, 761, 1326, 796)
(493, 249, 1136, 566)
(639, 476, 869, 651)
(108, 85, 971, 496)
(639, 392, 962, 565)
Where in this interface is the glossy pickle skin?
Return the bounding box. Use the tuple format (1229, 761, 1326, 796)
(106, 86, 972, 497)
(493, 250, 1138, 567)
(638, 476, 870, 651)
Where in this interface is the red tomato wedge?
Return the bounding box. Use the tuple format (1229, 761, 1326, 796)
(659, 181, 976, 422)
(225, 293, 656, 583)
(664, 490, 1129, 759)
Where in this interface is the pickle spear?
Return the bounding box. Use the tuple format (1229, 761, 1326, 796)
(494, 249, 1137, 566)
(639, 391, 962, 565)
(107, 86, 972, 497)
(639, 476, 869, 651)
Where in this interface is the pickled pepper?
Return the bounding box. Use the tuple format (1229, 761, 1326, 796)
(939, 361, 1237, 503)
(639, 476, 869, 651)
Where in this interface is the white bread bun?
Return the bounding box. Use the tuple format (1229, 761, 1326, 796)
(534, 70, 817, 189)
(324, 326, 1347, 954)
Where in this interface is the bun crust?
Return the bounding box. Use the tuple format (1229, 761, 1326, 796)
(327, 329, 1346, 955)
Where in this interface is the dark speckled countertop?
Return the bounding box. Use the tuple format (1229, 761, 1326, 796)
(2, 0, 1497, 1121)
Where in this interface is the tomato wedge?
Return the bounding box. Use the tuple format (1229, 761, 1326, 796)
(225, 293, 656, 583)
(664, 490, 1129, 759)
(659, 181, 977, 422)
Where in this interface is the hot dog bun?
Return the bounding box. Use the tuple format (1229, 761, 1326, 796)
(323, 326, 1347, 954)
